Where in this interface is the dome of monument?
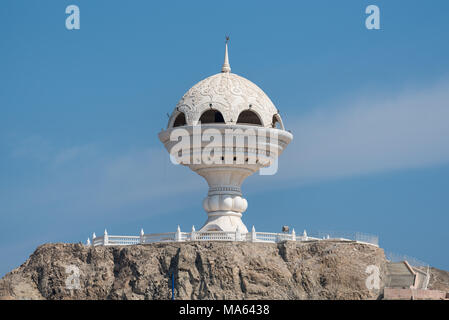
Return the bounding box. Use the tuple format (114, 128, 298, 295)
(167, 42, 285, 130)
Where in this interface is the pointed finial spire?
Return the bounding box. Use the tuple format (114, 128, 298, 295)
(104, 229, 108, 236)
(92, 232, 96, 239)
(191, 225, 196, 232)
(140, 228, 144, 236)
(221, 36, 231, 73)
(87, 238, 91, 246)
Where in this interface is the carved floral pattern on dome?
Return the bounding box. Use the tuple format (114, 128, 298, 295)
(169, 72, 280, 128)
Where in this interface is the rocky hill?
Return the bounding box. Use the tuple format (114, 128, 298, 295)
(0, 241, 446, 300)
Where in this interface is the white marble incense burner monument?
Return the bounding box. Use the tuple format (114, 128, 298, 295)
(159, 39, 293, 233)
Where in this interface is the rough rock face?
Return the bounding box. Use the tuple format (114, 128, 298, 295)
(1, 241, 390, 300)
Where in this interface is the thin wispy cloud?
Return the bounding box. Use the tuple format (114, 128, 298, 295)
(269, 80, 449, 185)
(2, 141, 202, 220)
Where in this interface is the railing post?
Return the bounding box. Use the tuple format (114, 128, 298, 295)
(104, 229, 109, 246)
(140, 228, 145, 244)
(291, 228, 296, 241)
(175, 225, 182, 242)
(250, 226, 256, 242)
(191, 225, 196, 241)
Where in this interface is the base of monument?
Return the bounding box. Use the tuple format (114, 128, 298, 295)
(199, 213, 248, 233)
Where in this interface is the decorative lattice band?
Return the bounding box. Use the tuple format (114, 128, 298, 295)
(208, 186, 241, 195)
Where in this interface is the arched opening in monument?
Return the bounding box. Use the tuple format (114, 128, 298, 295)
(272, 114, 282, 129)
(173, 112, 187, 127)
(236, 110, 262, 126)
(199, 109, 225, 124)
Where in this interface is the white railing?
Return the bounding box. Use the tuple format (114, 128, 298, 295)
(190, 231, 237, 241)
(92, 236, 105, 246)
(108, 235, 140, 245)
(313, 231, 379, 247)
(87, 227, 379, 247)
(143, 232, 177, 243)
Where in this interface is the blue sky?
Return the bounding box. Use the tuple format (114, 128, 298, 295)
(1, 0, 449, 276)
